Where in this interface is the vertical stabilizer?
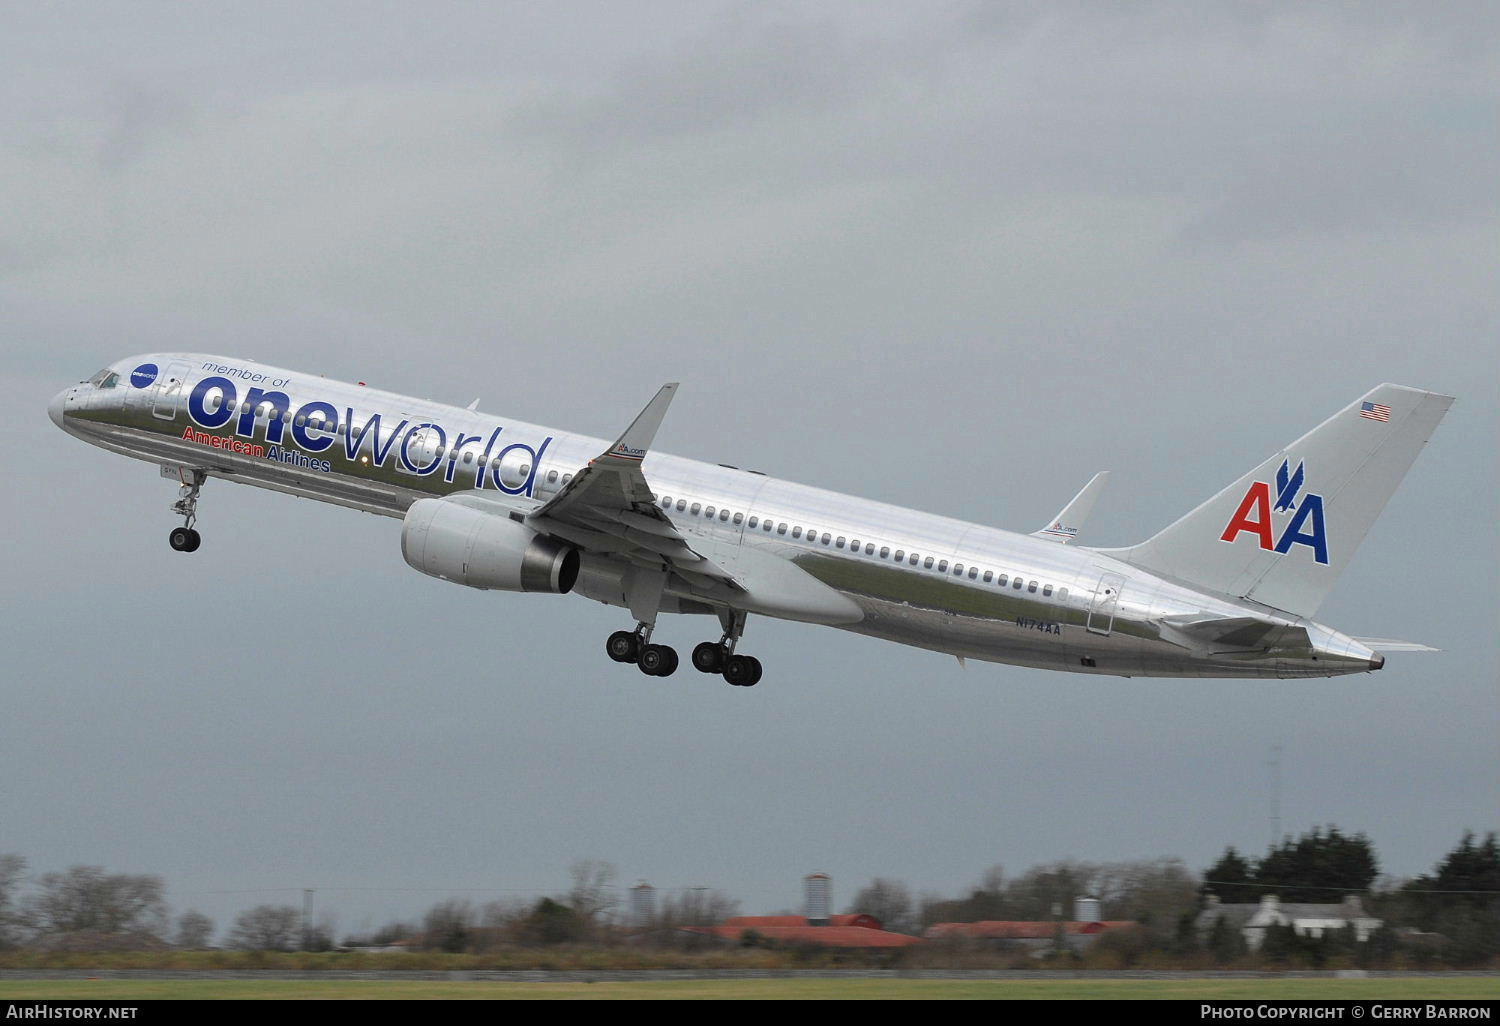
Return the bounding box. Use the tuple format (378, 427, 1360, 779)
(1098, 384, 1452, 618)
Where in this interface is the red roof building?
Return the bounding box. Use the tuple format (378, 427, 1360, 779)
(687, 925, 921, 948)
(690, 913, 917, 948)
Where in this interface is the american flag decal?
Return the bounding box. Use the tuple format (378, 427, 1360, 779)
(1360, 401, 1392, 422)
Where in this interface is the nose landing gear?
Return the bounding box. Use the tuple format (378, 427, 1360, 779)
(167, 469, 205, 552)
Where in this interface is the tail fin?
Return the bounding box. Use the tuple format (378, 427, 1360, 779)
(1099, 384, 1453, 618)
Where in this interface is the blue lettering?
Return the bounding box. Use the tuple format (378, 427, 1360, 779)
(345, 411, 408, 466)
(1274, 493, 1329, 565)
(399, 423, 448, 475)
(491, 436, 552, 496)
(236, 388, 291, 443)
(473, 427, 504, 490)
(187, 376, 238, 429)
(290, 401, 338, 452)
(442, 432, 483, 484)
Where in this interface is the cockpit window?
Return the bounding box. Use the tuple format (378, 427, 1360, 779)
(88, 368, 119, 388)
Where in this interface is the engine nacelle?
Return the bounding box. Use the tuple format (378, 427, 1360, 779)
(401, 497, 579, 594)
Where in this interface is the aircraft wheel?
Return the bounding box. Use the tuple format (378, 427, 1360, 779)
(691, 642, 726, 674)
(184, 529, 202, 552)
(606, 631, 640, 663)
(745, 656, 763, 686)
(169, 527, 194, 552)
(723, 654, 758, 687)
(639, 644, 677, 677)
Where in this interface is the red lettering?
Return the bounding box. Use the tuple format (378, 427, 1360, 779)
(1220, 481, 1274, 550)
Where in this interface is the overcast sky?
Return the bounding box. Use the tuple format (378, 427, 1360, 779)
(2, 2, 1495, 938)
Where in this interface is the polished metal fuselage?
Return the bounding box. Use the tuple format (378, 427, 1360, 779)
(51, 353, 1382, 679)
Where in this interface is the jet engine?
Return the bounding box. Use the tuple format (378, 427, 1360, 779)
(401, 496, 579, 594)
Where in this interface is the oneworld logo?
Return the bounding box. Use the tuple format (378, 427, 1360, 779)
(1219, 458, 1329, 565)
(129, 363, 158, 389)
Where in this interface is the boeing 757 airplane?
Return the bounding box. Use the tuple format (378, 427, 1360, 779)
(50, 357, 1451, 686)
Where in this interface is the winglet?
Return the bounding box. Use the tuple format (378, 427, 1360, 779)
(599, 383, 678, 465)
(1032, 471, 1109, 544)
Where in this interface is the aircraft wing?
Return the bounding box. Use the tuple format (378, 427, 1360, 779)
(527, 384, 738, 588)
(449, 385, 859, 624)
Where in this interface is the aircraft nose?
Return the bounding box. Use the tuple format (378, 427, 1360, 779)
(49, 388, 70, 429)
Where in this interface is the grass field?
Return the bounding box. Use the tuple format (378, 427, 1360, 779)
(0, 977, 1496, 1000)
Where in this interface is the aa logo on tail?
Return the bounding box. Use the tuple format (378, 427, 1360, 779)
(1220, 459, 1329, 565)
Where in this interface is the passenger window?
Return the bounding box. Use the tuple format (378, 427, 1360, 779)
(924, 556, 934, 569)
(294, 414, 306, 427)
(998, 574, 1009, 587)
(563, 474, 572, 484)
(733, 513, 743, 525)
(894, 550, 905, 562)
(938, 560, 949, 572)
(748, 516, 758, 528)
(434, 445, 446, 457)
(463, 452, 474, 464)
(880, 546, 889, 558)
(691, 503, 701, 516)
(851, 540, 861, 551)
(792, 527, 803, 539)
(1043, 584, 1054, 597)
(777, 522, 787, 534)
(676, 499, 687, 512)
(865, 543, 875, 555)
(720, 509, 730, 522)
(1013, 578, 1024, 590)
(764, 520, 774, 531)
(1028, 580, 1038, 593)
(662, 496, 672, 507)
(836, 537, 846, 548)
(1059, 588, 1069, 601)
(909, 553, 919, 565)
(969, 566, 978, 580)
(548, 470, 558, 483)
(705, 506, 715, 518)
(983, 570, 992, 583)
(269, 408, 280, 421)
(953, 563, 963, 575)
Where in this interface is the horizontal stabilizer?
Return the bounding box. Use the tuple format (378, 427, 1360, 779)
(1032, 471, 1109, 544)
(1351, 637, 1440, 653)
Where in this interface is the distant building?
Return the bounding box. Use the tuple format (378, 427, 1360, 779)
(805, 873, 832, 926)
(923, 920, 1132, 955)
(630, 882, 656, 928)
(1195, 894, 1382, 951)
(686, 913, 920, 949)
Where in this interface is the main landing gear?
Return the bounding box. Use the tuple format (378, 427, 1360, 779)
(691, 609, 763, 687)
(605, 608, 764, 686)
(606, 625, 679, 677)
(167, 469, 205, 553)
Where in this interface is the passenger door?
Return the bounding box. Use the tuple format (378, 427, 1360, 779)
(1086, 571, 1127, 635)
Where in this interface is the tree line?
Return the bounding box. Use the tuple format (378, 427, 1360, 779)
(0, 830, 1493, 966)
